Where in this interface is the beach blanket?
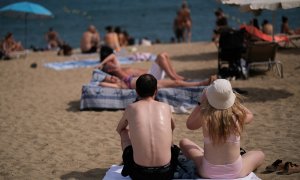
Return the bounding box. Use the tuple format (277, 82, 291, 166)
(103, 154, 261, 180)
(80, 69, 204, 114)
(44, 52, 157, 70)
(240, 25, 289, 43)
(44, 57, 133, 70)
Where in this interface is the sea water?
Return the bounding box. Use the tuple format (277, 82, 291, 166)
(0, 0, 299, 48)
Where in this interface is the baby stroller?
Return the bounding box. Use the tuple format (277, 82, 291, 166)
(218, 28, 247, 79)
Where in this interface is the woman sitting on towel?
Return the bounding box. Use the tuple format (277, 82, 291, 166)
(179, 79, 265, 179)
(98, 45, 185, 81)
(99, 73, 216, 89)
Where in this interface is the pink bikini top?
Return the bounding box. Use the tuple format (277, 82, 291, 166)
(203, 135, 240, 144)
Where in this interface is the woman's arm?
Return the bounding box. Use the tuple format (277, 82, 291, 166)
(186, 104, 203, 130)
(97, 54, 119, 69)
(242, 105, 253, 124)
(99, 82, 122, 88)
(116, 109, 129, 135)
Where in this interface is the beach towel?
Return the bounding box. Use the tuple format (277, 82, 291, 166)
(44, 58, 133, 70)
(241, 25, 289, 43)
(80, 69, 204, 114)
(44, 52, 157, 70)
(148, 61, 166, 80)
(103, 154, 261, 180)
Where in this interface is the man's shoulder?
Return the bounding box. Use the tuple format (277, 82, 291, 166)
(130, 100, 171, 109)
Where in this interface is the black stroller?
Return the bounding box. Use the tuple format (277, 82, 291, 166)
(218, 28, 247, 79)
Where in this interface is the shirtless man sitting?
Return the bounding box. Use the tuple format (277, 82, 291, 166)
(116, 74, 179, 180)
(80, 25, 100, 53)
(104, 26, 121, 52)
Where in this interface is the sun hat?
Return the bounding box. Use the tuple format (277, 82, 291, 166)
(206, 79, 236, 110)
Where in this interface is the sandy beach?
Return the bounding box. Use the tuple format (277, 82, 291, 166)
(0, 42, 300, 180)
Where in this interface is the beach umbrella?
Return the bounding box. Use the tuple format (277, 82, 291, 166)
(220, 0, 300, 11)
(0, 1, 54, 48)
(218, 0, 300, 40)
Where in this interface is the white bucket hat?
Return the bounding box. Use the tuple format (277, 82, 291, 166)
(206, 79, 236, 110)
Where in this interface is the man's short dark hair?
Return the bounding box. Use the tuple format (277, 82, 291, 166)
(136, 74, 157, 98)
(100, 45, 114, 62)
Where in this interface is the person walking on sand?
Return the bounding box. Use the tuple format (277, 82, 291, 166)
(179, 0, 192, 42)
(80, 25, 100, 53)
(116, 74, 179, 180)
(173, 10, 185, 43)
(179, 79, 265, 179)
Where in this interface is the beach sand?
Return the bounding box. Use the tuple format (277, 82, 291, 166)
(0, 42, 299, 180)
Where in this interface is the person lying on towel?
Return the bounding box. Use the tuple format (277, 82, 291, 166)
(98, 45, 185, 81)
(99, 73, 216, 89)
(116, 74, 180, 180)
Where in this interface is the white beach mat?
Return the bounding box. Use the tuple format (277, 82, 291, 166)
(103, 165, 261, 180)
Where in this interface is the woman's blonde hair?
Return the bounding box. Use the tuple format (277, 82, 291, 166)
(201, 93, 246, 144)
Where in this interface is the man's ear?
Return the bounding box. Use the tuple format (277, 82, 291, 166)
(135, 89, 140, 97)
(154, 89, 158, 97)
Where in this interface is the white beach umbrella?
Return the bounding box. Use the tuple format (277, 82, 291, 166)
(220, 0, 300, 11)
(219, 0, 300, 40)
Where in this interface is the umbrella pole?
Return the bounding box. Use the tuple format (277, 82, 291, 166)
(272, 11, 275, 42)
(25, 13, 28, 49)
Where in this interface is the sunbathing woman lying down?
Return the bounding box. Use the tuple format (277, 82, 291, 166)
(99, 74, 217, 89)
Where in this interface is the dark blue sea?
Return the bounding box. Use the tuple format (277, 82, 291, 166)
(1, 0, 300, 48)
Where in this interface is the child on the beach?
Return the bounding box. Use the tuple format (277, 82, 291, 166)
(179, 79, 265, 179)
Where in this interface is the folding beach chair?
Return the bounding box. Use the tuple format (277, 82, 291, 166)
(218, 28, 247, 78)
(244, 41, 283, 78)
(283, 34, 300, 48)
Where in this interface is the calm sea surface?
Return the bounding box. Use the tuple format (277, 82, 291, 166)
(1, 0, 300, 48)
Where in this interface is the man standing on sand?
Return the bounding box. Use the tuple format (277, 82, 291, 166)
(80, 25, 100, 53)
(45, 27, 62, 50)
(116, 74, 179, 180)
(179, 0, 192, 42)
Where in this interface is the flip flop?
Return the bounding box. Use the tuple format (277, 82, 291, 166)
(279, 162, 300, 175)
(265, 159, 285, 172)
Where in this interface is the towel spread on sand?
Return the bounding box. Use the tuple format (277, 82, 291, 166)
(44, 58, 133, 70)
(80, 69, 203, 114)
(44, 52, 156, 70)
(103, 165, 260, 180)
(103, 154, 261, 179)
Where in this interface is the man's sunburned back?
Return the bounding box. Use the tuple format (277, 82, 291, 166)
(126, 99, 173, 167)
(80, 31, 93, 51)
(105, 32, 119, 50)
